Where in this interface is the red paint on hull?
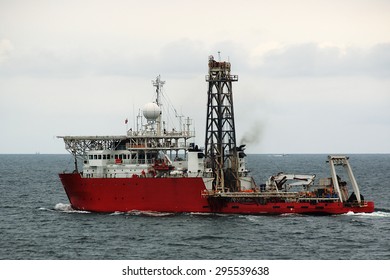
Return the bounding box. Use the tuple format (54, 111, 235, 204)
(59, 173, 375, 215)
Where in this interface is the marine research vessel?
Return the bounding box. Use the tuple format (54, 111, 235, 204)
(58, 56, 374, 214)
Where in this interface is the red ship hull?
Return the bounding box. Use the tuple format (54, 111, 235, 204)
(59, 173, 375, 215)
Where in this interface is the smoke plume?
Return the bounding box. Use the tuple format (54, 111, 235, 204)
(239, 120, 265, 146)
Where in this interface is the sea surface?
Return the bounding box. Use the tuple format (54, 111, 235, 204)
(0, 154, 389, 260)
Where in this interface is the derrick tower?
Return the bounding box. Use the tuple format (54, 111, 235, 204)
(205, 55, 240, 193)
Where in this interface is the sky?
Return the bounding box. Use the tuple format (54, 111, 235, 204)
(1, 0, 389, 154)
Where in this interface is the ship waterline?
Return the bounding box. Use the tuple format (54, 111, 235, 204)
(60, 173, 374, 214)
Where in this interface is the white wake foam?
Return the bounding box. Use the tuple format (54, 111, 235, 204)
(343, 211, 390, 218)
(54, 203, 90, 214)
(125, 210, 175, 217)
(109, 211, 125, 216)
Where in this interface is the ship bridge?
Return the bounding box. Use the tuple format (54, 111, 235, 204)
(58, 76, 195, 172)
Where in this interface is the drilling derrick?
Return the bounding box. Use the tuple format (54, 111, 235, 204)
(205, 55, 239, 193)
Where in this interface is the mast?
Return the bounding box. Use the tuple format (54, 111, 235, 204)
(204, 55, 239, 192)
(152, 75, 165, 135)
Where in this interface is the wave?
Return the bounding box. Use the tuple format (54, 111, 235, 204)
(343, 210, 390, 218)
(374, 207, 390, 213)
(189, 212, 230, 217)
(109, 211, 125, 216)
(45, 205, 390, 218)
(45, 206, 175, 216)
(53, 203, 91, 214)
(125, 210, 176, 217)
(243, 215, 262, 224)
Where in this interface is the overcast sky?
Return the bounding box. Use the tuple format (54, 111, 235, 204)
(1, 0, 389, 154)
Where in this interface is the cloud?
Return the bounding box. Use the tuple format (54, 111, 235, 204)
(0, 38, 209, 78)
(253, 42, 390, 78)
(365, 43, 390, 78)
(0, 39, 13, 63)
(2, 40, 388, 81)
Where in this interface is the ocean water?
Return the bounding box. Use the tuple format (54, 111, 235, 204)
(0, 154, 389, 260)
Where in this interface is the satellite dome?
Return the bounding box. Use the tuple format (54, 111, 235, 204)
(143, 102, 161, 121)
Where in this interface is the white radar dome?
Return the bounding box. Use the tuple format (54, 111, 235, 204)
(143, 102, 161, 121)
